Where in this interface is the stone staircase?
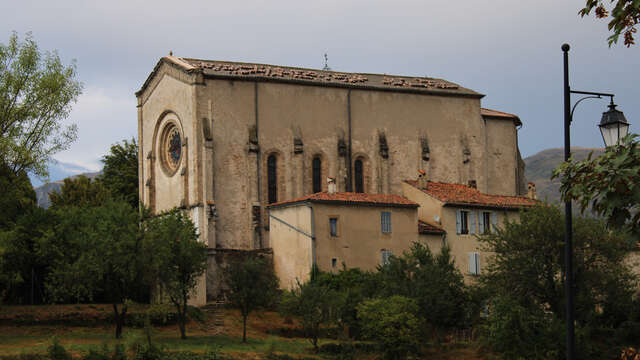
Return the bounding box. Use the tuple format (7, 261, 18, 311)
(199, 300, 226, 334)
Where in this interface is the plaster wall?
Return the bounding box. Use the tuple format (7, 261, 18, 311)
(269, 205, 313, 289)
(311, 203, 418, 272)
(485, 119, 518, 195)
(439, 207, 520, 282)
(401, 182, 444, 225)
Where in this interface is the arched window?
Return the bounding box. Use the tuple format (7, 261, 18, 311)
(268, 154, 278, 203)
(312, 156, 322, 193)
(354, 158, 364, 193)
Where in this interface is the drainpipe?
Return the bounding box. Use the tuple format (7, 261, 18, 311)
(346, 90, 353, 192)
(255, 82, 262, 247)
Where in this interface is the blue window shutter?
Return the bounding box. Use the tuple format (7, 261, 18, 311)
(468, 252, 476, 274)
(491, 212, 498, 233)
(456, 210, 462, 234)
(469, 211, 476, 234)
(478, 212, 485, 234)
(476, 253, 481, 274)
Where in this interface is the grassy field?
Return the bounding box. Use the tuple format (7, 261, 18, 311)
(0, 305, 484, 359)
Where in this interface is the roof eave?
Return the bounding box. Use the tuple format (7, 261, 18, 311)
(443, 202, 534, 210)
(135, 57, 201, 98)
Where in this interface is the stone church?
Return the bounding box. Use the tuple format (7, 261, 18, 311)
(136, 55, 527, 304)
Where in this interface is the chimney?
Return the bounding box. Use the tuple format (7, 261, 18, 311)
(468, 180, 477, 189)
(527, 182, 537, 200)
(417, 169, 427, 189)
(327, 177, 336, 194)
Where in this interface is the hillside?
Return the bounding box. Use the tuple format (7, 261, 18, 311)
(34, 171, 102, 209)
(524, 147, 604, 204)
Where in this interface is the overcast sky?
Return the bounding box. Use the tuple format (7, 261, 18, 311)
(2, 0, 638, 171)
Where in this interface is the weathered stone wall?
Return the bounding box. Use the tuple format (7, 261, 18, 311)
(205, 248, 273, 302)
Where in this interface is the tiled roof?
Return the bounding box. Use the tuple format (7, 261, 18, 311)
(481, 107, 522, 126)
(418, 221, 445, 235)
(267, 192, 418, 209)
(406, 180, 537, 209)
(139, 56, 483, 99)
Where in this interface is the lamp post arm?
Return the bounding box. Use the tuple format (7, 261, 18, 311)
(570, 95, 602, 121)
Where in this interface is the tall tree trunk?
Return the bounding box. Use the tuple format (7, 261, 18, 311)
(242, 313, 247, 343)
(113, 303, 128, 339)
(176, 302, 186, 339)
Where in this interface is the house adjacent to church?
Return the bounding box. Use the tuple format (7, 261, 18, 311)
(136, 55, 529, 303)
(267, 177, 536, 289)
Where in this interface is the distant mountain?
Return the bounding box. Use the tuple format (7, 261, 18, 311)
(34, 171, 102, 209)
(524, 147, 604, 204)
(30, 160, 97, 187)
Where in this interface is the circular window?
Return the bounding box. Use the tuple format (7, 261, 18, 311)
(160, 124, 182, 174)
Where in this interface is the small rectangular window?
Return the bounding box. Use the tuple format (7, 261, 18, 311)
(331, 258, 337, 268)
(381, 211, 392, 233)
(460, 210, 469, 234)
(381, 250, 392, 265)
(482, 212, 491, 234)
(329, 217, 338, 237)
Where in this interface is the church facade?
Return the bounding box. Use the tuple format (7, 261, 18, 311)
(136, 56, 527, 303)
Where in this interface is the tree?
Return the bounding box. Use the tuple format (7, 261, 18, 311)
(0, 206, 54, 304)
(146, 209, 208, 339)
(311, 267, 380, 339)
(99, 138, 139, 209)
(580, 1, 639, 46)
(478, 204, 637, 358)
(554, 134, 640, 239)
(48, 175, 108, 209)
(45, 200, 144, 338)
(0, 32, 82, 179)
(0, 162, 35, 230)
(357, 296, 421, 360)
(280, 279, 341, 352)
(224, 257, 279, 343)
(376, 243, 469, 339)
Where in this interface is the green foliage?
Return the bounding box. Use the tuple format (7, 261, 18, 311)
(0, 163, 35, 231)
(83, 346, 111, 360)
(224, 257, 279, 342)
(377, 243, 469, 336)
(357, 295, 421, 360)
(478, 204, 638, 358)
(145, 209, 208, 339)
(311, 268, 379, 339)
(580, 0, 639, 46)
(280, 280, 342, 351)
(481, 295, 562, 360)
(554, 134, 640, 240)
(0, 32, 82, 178)
(49, 175, 108, 209)
(47, 336, 71, 360)
(0, 206, 53, 304)
(112, 343, 128, 360)
(99, 138, 139, 209)
(44, 200, 145, 338)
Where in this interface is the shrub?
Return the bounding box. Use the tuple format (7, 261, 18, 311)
(83, 347, 110, 360)
(47, 337, 72, 360)
(111, 343, 128, 360)
(357, 296, 421, 360)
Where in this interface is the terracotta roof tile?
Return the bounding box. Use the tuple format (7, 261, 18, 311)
(481, 107, 521, 126)
(406, 180, 537, 209)
(418, 220, 445, 235)
(267, 192, 418, 208)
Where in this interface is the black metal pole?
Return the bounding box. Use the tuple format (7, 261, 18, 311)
(562, 43, 575, 360)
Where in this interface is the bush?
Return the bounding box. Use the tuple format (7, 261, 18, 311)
(47, 337, 72, 360)
(112, 343, 128, 360)
(480, 296, 561, 360)
(83, 347, 110, 360)
(357, 296, 421, 360)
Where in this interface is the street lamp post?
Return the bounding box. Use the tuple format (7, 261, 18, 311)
(561, 43, 630, 360)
